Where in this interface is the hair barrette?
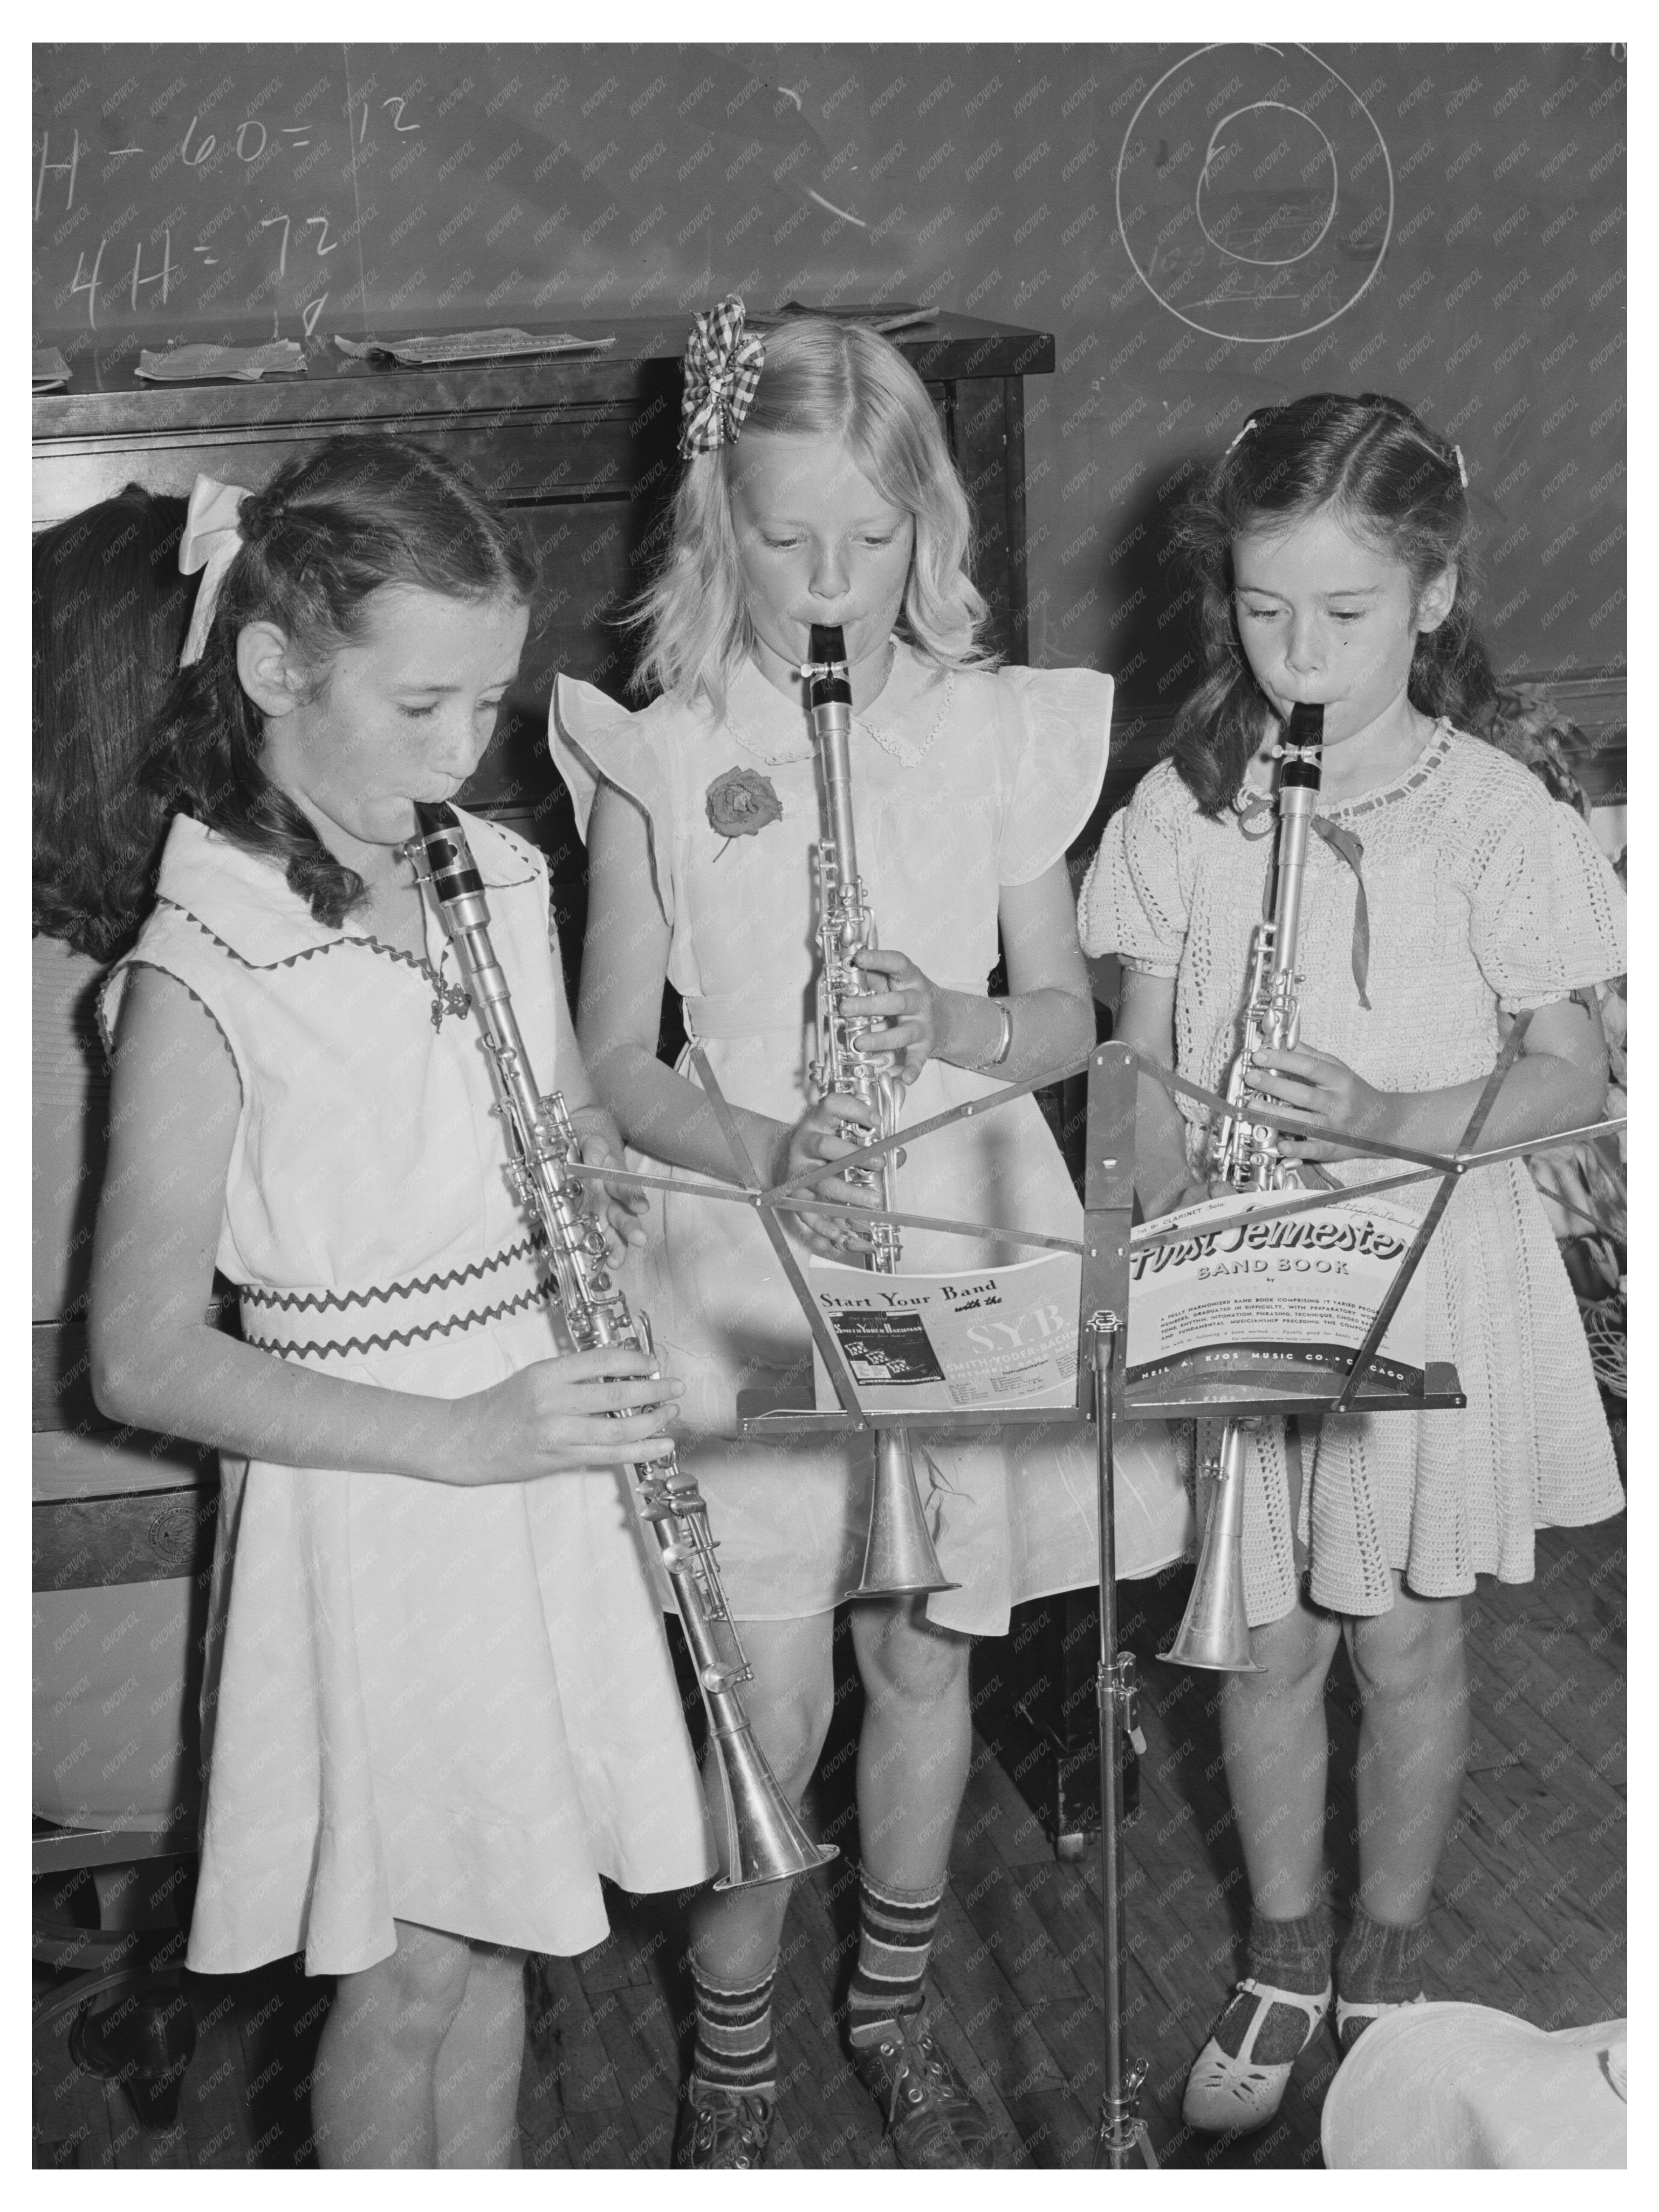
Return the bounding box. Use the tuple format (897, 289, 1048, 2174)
(679, 295, 766, 458)
(178, 473, 251, 666)
(1452, 443, 1469, 490)
(1223, 415, 1258, 456)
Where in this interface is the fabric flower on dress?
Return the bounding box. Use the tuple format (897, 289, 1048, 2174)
(705, 766, 783, 856)
(679, 296, 765, 456)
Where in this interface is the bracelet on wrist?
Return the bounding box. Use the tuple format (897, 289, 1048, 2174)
(965, 997, 1014, 1071)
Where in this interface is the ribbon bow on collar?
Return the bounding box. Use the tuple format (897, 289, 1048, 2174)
(1236, 791, 1373, 1010)
(678, 295, 766, 457)
(178, 473, 251, 666)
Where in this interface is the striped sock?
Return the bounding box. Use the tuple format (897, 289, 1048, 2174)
(846, 1873, 945, 2046)
(691, 1964, 778, 2097)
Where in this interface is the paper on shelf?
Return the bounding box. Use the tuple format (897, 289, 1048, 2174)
(136, 341, 305, 383)
(334, 328, 616, 366)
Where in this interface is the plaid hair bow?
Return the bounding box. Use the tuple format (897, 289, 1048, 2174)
(678, 295, 765, 457)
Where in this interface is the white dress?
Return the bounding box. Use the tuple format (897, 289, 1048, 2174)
(1080, 727, 1626, 1623)
(100, 811, 716, 1977)
(551, 646, 1191, 1635)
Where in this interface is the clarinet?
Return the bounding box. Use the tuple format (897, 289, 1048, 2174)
(1209, 701, 1326, 1190)
(802, 627, 957, 1600)
(1164, 702, 1325, 1673)
(406, 802, 833, 1890)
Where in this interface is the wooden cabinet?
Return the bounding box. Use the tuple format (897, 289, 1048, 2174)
(33, 314, 1054, 975)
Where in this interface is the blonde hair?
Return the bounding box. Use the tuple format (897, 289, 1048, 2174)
(632, 318, 992, 712)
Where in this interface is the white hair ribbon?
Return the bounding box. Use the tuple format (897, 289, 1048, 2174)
(178, 473, 251, 666)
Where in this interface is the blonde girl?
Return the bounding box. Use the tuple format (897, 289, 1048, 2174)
(552, 303, 1186, 2169)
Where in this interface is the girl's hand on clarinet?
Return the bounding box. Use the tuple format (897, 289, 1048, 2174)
(570, 1104, 649, 1253)
(451, 1347, 684, 1482)
(845, 946, 942, 1086)
(1246, 1045, 1395, 1162)
(776, 1095, 884, 1260)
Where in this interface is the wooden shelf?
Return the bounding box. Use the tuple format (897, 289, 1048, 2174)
(33, 312, 1055, 439)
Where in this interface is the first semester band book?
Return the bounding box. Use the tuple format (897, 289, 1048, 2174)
(1125, 1189, 1428, 1400)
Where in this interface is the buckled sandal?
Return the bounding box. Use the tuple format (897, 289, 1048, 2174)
(673, 2076, 777, 2170)
(1334, 1989, 1427, 2055)
(852, 2008, 996, 2169)
(1182, 1976, 1332, 2135)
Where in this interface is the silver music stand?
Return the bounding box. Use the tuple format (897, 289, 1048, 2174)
(560, 1033, 1621, 2171)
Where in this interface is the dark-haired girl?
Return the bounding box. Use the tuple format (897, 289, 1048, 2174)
(1079, 393, 1624, 2134)
(88, 436, 715, 2167)
(34, 488, 202, 1848)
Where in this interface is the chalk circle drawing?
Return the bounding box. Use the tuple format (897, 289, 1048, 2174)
(1117, 44, 1394, 344)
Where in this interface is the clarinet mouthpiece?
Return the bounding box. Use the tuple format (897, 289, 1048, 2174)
(1281, 703, 1324, 793)
(808, 623, 848, 672)
(1285, 702, 1324, 750)
(412, 800, 484, 907)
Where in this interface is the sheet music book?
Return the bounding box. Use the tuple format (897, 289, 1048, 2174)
(809, 1250, 1081, 1415)
(1126, 1190, 1428, 1397)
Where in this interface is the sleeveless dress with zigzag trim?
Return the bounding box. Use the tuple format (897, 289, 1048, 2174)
(100, 812, 715, 1978)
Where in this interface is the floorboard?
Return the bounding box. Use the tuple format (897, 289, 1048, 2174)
(33, 1513, 1625, 2169)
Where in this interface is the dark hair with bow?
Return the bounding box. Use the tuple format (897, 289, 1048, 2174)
(1170, 391, 1497, 817)
(33, 486, 200, 960)
(153, 433, 536, 927)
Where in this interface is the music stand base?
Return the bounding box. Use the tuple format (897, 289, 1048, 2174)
(1095, 2110, 1159, 2170)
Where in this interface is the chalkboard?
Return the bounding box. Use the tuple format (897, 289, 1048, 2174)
(33, 41, 1626, 698)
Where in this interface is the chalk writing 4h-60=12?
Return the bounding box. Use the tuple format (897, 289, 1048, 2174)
(35, 93, 422, 336)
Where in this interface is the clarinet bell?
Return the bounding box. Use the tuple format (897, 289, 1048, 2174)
(1162, 1422, 1262, 1673)
(843, 1430, 960, 1600)
(709, 1718, 838, 1891)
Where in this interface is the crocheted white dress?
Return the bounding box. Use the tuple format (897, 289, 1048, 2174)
(551, 647, 1191, 1634)
(100, 812, 716, 1977)
(1079, 725, 1626, 1623)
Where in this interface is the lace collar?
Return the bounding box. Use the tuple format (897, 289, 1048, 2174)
(151, 809, 539, 969)
(1234, 718, 1454, 820)
(722, 643, 958, 769)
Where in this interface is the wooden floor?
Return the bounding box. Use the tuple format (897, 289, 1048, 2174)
(34, 1513, 1626, 2171)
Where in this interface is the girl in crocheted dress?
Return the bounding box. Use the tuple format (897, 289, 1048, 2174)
(89, 435, 715, 2166)
(1078, 391, 1625, 2137)
(552, 304, 1188, 2168)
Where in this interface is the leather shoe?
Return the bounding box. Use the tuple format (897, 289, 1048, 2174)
(851, 2007, 996, 2169)
(673, 2076, 776, 2169)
